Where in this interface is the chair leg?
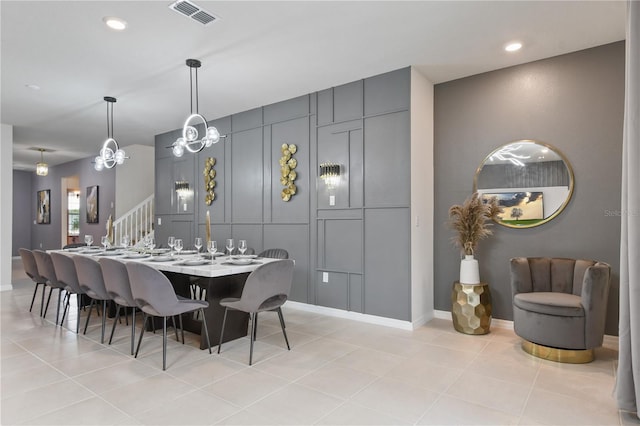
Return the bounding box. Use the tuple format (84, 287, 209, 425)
(217, 307, 228, 354)
(109, 305, 121, 345)
(253, 312, 258, 342)
(60, 292, 71, 325)
(55, 288, 63, 325)
(200, 308, 212, 354)
(179, 314, 185, 344)
(277, 307, 290, 350)
(135, 314, 148, 358)
(29, 282, 41, 312)
(83, 299, 95, 335)
(162, 316, 167, 371)
(130, 307, 136, 356)
(43, 286, 54, 319)
(100, 300, 107, 344)
(40, 284, 47, 316)
(170, 316, 179, 342)
(76, 294, 81, 334)
(249, 312, 257, 366)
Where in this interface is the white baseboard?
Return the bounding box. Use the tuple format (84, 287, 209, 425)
(0, 284, 14, 292)
(286, 301, 418, 330)
(434, 309, 514, 330)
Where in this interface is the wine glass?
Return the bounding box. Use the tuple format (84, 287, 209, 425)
(101, 235, 110, 250)
(194, 237, 202, 254)
(207, 240, 217, 264)
(174, 239, 183, 256)
(84, 235, 93, 247)
(168, 236, 175, 255)
(146, 236, 155, 251)
(225, 239, 234, 257)
(238, 240, 247, 255)
(121, 235, 130, 250)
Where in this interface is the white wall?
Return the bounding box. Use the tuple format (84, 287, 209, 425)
(115, 144, 154, 218)
(1, 124, 14, 291)
(410, 67, 435, 326)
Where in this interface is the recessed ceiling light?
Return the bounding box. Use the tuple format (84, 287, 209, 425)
(25, 84, 41, 90)
(505, 42, 523, 52)
(103, 16, 127, 31)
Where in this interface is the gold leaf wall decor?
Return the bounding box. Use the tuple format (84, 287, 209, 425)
(203, 157, 216, 205)
(280, 144, 298, 201)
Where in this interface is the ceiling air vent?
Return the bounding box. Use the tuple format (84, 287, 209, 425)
(169, 0, 218, 26)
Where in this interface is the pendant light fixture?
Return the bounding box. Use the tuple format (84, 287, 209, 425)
(95, 96, 127, 171)
(36, 148, 48, 176)
(171, 59, 223, 157)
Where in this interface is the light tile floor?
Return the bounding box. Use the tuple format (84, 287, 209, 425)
(2, 258, 638, 425)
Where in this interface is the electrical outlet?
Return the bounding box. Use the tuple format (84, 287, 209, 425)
(183, 203, 188, 211)
(329, 195, 335, 206)
(322, 272, 329, 282)
(158, 217, 162, 225)
(39, 243, 43, 248)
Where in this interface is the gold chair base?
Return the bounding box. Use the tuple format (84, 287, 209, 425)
(521, 340, 594, 364)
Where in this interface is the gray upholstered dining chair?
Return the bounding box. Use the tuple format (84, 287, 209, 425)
(126, 262, 212, 370)
(510, 257, 611, 363)
(33, 250, 66, 325)
(257, 248, 289, 259)
(73, 255, 111, 344)
(19, 248, 48, 315)
(99, 257, 138, 355)
(50, 252, 86, 334)
(217, 259, 295, 365)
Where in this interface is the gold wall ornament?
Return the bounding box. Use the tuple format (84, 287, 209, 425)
(203, 157, 216, 205)
(280, 144, 298, 201)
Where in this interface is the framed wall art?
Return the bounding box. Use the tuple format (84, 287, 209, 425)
(36, 189, 51, 224)
(86, 185, 99, 224)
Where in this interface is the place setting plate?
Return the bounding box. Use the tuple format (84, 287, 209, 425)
(147, 255, 176, 262)
(223, 257, 262, 265)
(122, 253, 151, 259)
(97, 251, 124, 257)
(176, 259, 209, 266)
(64, 247, 85, 252)
(201, 252, 226, 259)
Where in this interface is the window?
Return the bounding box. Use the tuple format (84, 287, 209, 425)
(67, 190, 80, 236)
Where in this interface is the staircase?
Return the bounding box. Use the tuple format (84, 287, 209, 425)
(113, 194, 154, 246)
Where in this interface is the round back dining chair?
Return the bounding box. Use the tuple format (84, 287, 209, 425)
(218, 259, 294, 365)
(73, 255, 111, 344)
(50, 252, 85, 333)
(126, 262, 212, 370)
(33, 250, 66, 325)
(257, 248, 289, 259)
(99, 257, 138, 354)
(19, 248, 47, 315)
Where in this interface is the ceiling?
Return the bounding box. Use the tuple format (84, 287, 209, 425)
(1, 1, 626, 171)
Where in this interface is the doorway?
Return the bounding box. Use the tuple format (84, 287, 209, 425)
(60, 176, 80, 247)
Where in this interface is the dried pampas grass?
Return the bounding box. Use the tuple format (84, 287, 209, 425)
(449, 192, 502, 256)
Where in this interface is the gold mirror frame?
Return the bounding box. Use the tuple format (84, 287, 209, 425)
(473, 140, 574, 229)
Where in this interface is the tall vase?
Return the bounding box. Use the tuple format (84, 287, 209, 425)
(459, 254, 480, 284)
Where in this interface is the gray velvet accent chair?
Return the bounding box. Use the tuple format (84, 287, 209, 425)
(218, 259, 295, 365)
(126, 262, 211, 370)
(510, 257, 611, 363)
(19, 248, 47, 316)
(73, 255, 111, 344)
(99, 257, 138, 355)
(50, 252, 85, 333)
(33, 250, 66, 325)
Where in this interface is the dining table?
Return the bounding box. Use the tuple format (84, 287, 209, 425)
(55, 246, 278, 350)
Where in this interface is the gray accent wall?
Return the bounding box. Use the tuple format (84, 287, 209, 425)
(155, 68, 414, 321)
(12, 170, 32, 256)
(434, 42, 624, 334)
(28, 158, 116, 251)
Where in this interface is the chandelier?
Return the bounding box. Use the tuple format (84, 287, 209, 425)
(171, 59, 223, 157)
(36, 148, 48, 176)
(95, 96, 127, 171)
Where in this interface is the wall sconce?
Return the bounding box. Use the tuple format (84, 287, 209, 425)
(319, 162, 341, 189)
(36, 148, 48, 176)
(175, 180, 192, 198)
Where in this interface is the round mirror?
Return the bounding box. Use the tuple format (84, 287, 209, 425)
(474, 140, 574, 228)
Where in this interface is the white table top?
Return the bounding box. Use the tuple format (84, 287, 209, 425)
(54, 248, 277, 278)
